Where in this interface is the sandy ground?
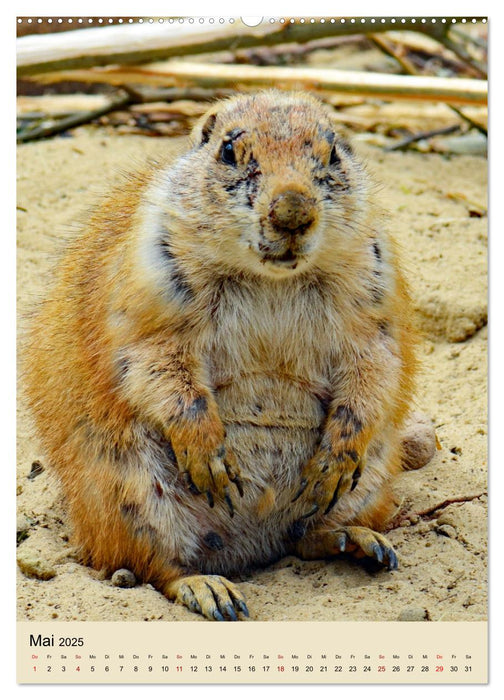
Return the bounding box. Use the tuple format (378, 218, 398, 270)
(16, 121, 487, 623)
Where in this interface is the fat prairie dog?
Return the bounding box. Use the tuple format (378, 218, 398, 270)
(23, 91, 423, 621)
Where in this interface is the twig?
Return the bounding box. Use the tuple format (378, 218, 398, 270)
(16, 90, 132, 143)
(447, 104, 488, 137)
(370, 33, 487, 136)
(434, 32, 487, 79)
(385, 124, 461, 151)
(370, 31, 481, 79)
(413, 20, 488, 78)
(386, 491, 487, 531)
(232, 34, 369, 66)
(368, 34, 414, 75)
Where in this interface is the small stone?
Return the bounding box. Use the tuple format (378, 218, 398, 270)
(401, 412, 437, 470)
(17, 549, 56, 580)
(397, 607, 430, 621)
(111, 568, 137, 588)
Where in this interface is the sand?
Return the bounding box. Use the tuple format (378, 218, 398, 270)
(16, 122, 487, 623)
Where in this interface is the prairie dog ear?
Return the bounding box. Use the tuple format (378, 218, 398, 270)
(192, 107, 220, 147)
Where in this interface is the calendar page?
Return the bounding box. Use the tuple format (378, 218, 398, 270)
(16, 13, 488, 686)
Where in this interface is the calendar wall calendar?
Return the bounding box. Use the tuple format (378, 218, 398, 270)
(15, 12, 489, 687)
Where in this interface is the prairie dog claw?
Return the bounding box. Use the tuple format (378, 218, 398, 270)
(168, 574, 249, 621)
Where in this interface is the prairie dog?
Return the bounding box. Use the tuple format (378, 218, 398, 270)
(23, 91, 421, 621)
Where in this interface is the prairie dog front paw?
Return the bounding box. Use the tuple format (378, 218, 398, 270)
(168, 396, 243, 515)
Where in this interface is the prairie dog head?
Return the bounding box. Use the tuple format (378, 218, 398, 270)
(150, 91, 371, 280)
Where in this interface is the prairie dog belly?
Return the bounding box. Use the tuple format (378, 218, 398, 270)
(217, 373, 327, 429)
(174, 376, 326, 575)
(219, 375, 325, 502)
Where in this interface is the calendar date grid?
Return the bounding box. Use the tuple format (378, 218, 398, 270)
(28, 649, 477, 679)
(18, 621, 487, 684)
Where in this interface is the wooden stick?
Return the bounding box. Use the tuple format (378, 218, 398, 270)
(434, 32, 487, 78)
(385, 124, 461, 151)
(448, 104, 487, 136)
(17, 21, 250, 75)
(386, 491, 487, 531)
(369, 33, 417, 74)
(370, 33, 488, 133)
(17, 18, 486, 77)
(33, 60, 487, 106)
(16, 90, 131, 143)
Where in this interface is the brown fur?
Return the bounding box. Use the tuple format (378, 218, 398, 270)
(22, 91, 417, 620)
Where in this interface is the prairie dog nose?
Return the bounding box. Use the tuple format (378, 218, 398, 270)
(269, 190, 316, 234)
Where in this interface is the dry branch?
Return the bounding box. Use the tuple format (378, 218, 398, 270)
(385, 124, 461, 151)
(17, 18, 487, 77)
(434, 32, 487, 78)
(16, 91, 132, 143)
(371, 33, 487, 134)
(370, 31, 480, 78)
(387, 492, 487, 531)
(33, 61, 487, 106)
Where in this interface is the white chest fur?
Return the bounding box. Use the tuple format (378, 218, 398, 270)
(202, 274, 342, 396)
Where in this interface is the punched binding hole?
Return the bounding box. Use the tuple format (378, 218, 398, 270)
(241, 16, 263, 26)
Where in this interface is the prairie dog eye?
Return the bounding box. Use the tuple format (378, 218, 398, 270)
(329, 144, 341, 167)
(220, 141, 236, 166)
